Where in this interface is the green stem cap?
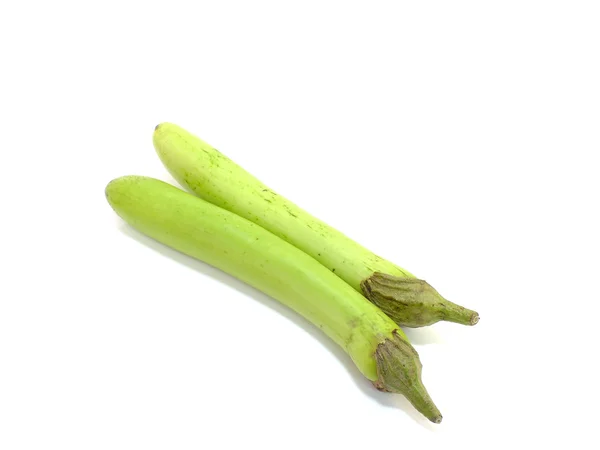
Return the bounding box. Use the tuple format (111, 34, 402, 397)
(373, 331, 442, 424)
(361, 273, 479, 328)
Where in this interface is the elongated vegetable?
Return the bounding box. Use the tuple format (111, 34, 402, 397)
(106, 176, 442, 423)
(153, 123, 479, 327)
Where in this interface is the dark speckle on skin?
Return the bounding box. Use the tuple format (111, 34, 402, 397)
(347, 317, 359, 329)
(332, 268, 336, 272)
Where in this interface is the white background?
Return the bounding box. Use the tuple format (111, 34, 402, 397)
(1, 1, 599, 448)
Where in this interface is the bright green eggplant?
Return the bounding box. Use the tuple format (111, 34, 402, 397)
(106, 176, 442, 423)
(153, 123, 479, 327)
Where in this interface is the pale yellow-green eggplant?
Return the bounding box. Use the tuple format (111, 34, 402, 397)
(153, 123, 479, 327)
(106, 176, 442, 423)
